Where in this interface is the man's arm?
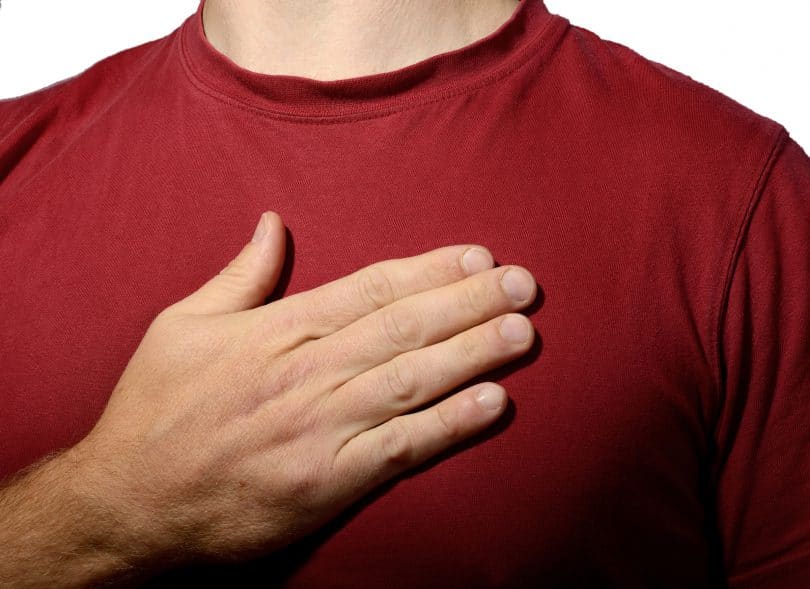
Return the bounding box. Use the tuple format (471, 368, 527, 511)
(714, 134, 810, 587)
(0, 447, 155, 588)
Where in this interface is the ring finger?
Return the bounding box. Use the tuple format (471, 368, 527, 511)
(329, 312, 534, 442)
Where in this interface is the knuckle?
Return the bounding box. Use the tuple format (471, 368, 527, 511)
(358, 263, 395, 310)
(262, 304, 328, 347)
(270, 348, 316, 396)
(459, 330, 485, 363)
(435, 403, 461, 440)
(423, 255, 451, 286)
(258, 306, 296, 341)
(380, 419, 415, 466)
(384, 359, 416, 406)
(459, 277, 493, 315)
(381, 305, 422, 350)
(295, 293, 346, 339)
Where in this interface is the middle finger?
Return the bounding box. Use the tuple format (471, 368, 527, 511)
(300, 264, 537, 391)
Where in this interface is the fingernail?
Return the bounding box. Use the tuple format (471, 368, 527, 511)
(499, 314, 531, 343)
(476, 385, 505, 411)
(462, 247, 494, 275)
(501, 268, 534, 302)
(252, 213, 267, 243)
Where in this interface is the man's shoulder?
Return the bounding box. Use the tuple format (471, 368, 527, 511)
(0, 32, 175, 143)
(552, 22, 786, 165)
(0, 32, 178, 186)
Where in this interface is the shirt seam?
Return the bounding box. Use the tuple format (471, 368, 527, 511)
(710, 124, 789, 428)
(176, 14, 568, 124)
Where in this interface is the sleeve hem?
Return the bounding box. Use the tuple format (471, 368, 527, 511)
(710, 124, 789, 431)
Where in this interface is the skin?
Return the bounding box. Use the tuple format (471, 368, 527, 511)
(202, 0, 522, 81)
(0, 211, 537, 587)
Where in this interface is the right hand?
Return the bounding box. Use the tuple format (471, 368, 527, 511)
(70, 210, 537, 569)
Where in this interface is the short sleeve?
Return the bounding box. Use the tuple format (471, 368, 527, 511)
(714, 133, 810, 587)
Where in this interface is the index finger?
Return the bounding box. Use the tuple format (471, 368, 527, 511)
(263, 244, 495, 345)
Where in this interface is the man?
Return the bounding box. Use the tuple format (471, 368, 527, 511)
(0, 0, 808, 587)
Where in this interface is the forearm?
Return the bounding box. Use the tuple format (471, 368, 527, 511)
(0, 446, 154, 588)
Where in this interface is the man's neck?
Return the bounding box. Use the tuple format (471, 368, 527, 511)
(202, 0, 521, 81)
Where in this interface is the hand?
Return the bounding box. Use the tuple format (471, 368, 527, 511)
(71, 210, 538, 571)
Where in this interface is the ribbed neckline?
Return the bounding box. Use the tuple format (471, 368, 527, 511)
(179, 0, 568, 122)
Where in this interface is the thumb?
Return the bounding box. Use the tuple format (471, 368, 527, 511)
(170, 211, 287, 316)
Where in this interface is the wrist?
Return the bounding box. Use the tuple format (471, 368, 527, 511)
(60, 438, 182, 583)
(0, 444, 159, 588)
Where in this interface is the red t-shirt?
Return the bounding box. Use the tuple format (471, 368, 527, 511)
(1, 0, 808, 586)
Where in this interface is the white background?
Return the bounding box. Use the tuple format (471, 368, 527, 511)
(0, 0, 808, 147)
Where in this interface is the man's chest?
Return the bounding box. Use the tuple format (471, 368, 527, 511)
(0, 125, 717, 586)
